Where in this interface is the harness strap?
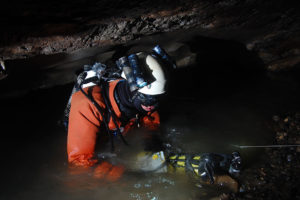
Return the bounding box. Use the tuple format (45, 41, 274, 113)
(78, 74, 119, 152)
(101, 81, 129, 146)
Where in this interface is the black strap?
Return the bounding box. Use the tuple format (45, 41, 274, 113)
(100, 81, 129, 146)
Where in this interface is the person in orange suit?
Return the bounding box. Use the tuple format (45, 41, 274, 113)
(67, 48, 171, 181)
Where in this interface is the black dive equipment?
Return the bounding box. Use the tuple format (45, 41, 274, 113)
(133, 92, 160, 107)
(128, 54, 147, 88)
(116, 55, 148, 92)
(167, 152, 242, 184)
(116, 45, 176, 93)
(152, 45, 177, 70)
(115, 45, 175, 108)
(116, 56, 138, 92)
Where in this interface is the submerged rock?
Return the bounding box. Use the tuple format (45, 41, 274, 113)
(214, 175, 239, 193)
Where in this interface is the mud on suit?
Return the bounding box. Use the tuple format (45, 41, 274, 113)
(67, 79, 160, 169)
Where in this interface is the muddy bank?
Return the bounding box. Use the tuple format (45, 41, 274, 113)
(227, 112, 300, 200)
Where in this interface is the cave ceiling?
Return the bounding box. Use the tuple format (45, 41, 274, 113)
(0, 0, 299, 72)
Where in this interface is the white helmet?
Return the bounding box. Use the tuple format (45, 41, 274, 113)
(121, 53, 167, 95)
(138, 54, 166, 95)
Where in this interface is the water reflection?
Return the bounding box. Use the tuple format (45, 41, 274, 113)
(0, 87, 298, 200)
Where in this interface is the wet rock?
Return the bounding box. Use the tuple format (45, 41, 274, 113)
(41, 46, 54, 55)
(214, 175, 239, 193)
(117, 21, 128, 32)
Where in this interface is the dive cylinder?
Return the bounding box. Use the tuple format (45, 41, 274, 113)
(128, 54, 147, 88)
(82, 62, 106, 88)
(152, 45, 177, 69)
(116, 56, 138, 92)
(63, 62, 107, 130)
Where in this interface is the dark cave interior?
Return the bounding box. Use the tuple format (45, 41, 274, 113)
(0, 1, 300, 200)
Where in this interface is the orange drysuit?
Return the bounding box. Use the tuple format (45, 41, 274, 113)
(67, 79, 160, 167)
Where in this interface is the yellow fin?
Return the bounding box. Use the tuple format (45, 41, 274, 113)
(193, 156, 201, 160)
(192, 164, 199, 168)
(169, 155, 177, 160)
(177, 161, 185, 167)
(194, 169, 199, 175)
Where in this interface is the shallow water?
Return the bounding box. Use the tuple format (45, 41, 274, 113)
(1, 35, 300, 200)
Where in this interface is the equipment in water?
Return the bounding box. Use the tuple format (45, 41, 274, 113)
(167, 152, 242, 184)
(133, 150, 242, 184)
(134, 151, 167, 173)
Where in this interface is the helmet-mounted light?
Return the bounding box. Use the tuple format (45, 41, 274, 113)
(116, 45, 172, 96)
